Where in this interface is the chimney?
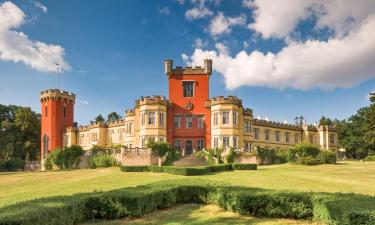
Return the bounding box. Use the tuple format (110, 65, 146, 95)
(164, 59, 173, 75)
(204, 59, 212, 75)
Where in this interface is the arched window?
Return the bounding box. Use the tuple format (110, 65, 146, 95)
(43, 134, 49, 158)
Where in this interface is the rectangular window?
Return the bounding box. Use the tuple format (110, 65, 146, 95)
(148, 112, 156, 125)
(91, 133, 97, 142)
(63, 106, 66, 118)
(159, 137, 164, 142)
(159, 113, 164, 126)
(213, 113, 218, 125)
(174, 115, 182, 128)
(183, 81, 194, 97)
(233, 137, 237, 148)
(265, 130, 270, 141)
(285, 132, 290, 143)
(329, 134, 335, 144)
(309, 135, 314, 143)
(149, 137, 155, 143)
(119, 130, 124, 142)
(129, 123, 132, 133)
(79, 135, 84, 145)
(232, 112, 237, 125)
(197, 139, 204, 150)
(254, 128, 259, 139)
(174, 140, 181, 151)
(197, 116, 204, 128)
(295, 133, 299, 143)
(223, 136, 230, 147)
(214, 138, 219, 149)
(45, 106, 48, 117)
(185, 115, 193, 128)
(222, 111, 230, 124)
(244, 142, 251, 151)
(276, 131, 280, 142)
(244, 121, 250, 132)
(141, 138, 145, 148)
(141, 113, 145, 125)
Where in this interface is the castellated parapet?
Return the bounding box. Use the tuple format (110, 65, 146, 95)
(164, 59, 212, 76)
(135, 95, 169, 107)
(40, 89, 76, 103)
(125, 109, 135, 117)
(206, 96, 243, 107)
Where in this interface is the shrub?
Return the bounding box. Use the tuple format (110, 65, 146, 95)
(147, 141, 179, 165)
(120, 166, 150, 172)
(90, 145, 107, 156)
(232, 163, 257, 170)
(209, 164, 233, 172)
(296, 156, 322, 165)
(89, 155, 117, 169)
(45, 146, 84, 170)
(294, 143, 320, 158)
(343, 210, 375, 225)
(317, 150, 337, 164)
(84, 195, 126, 220)
(4, 158, 25, 171)
(364, 155, 375, 161)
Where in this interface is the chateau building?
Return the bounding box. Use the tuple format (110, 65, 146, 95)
(40, 59, 338, 158)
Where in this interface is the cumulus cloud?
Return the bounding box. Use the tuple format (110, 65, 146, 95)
(185, 7, 213, 20)
(208, 12, 246, 37)
(183, 14, 375, 90)
(33, 1, 47, 13)
(193, 38, 208, 48)
(249, 0, 375, 39)
(0, 1, 69, 72)
(158, 6, 170, 15)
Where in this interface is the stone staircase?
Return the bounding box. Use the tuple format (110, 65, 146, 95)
(173, 156, 208, 167)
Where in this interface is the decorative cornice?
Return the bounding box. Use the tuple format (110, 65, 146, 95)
(40, 89, 76, 103)
(206, 96, 243, 107)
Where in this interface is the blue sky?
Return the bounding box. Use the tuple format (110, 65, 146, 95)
(0, 0, 374, 125)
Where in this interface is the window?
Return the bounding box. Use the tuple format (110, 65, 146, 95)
(91, 133, 97, 142)
(233, 137, 237, 148)
(174, 140, 181, 151)
(141, 138, 146, 148)
(222, 112, 230, 124)
(276, 131, 280, 142)
(244, 142, 251, 151)
(214, 138, 219, 149)
(197, 139, 204, 150)
(141, 113, 145, 125)
(232, 112, 237, 125)
(174, 115, 181, 128)
(183, 81, 194, 97)
(149, 137, 155, 143)
(129, 123, 132, 133)
(265, 130, 270, 141)
(79, 135, 84, 145)
(309, 135, 314, 143)
(213, 113, 218, 125)
(119, 130, 124, 142)
(244, 121, 250, 132)
(285, 132, 290, 143)
(159, 137, 164, 142)
(329, 134, 335, 144)
(223, 136, 230, 147)
(45, 106, 48, 117)
(197, 116, 204, 128)
(295, 133, 300, 143)
(185, 115, 193, 128)
(148, 112, 156, 125)
(254, 128, 259, 139)
(63, 106, 66, 118)
(159, 113, 164, 126)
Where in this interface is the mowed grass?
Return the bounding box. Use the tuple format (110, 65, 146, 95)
(0, 161, 374, 207)
(82, 204, 319, 225)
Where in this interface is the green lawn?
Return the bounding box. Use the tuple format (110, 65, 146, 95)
(82, 204, 319, 225)
(1, 161, 374, 207)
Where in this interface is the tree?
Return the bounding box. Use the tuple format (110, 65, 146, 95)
(319, 116, 333, 126)
(364, 93, 375, 155)
(146, 141, 178, 165)
(94, 114, 105, 123)
(107, 112, 121, 122)
(294, 115, 305, 126)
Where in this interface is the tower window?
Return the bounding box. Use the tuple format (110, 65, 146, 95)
(45, 106, 48, 117)
(63, 106, 67, 118)
(222, 111, 230, 124)
(183, 81, 194, 97)
(185, 115, 193, 128)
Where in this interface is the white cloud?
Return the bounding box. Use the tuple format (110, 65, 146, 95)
(185, 7, 213, 20)
(242, 0, 252, 8)
(193, 38, 208, 48)
(249, 0, 375, 39)
(243, 40, 249, 48)
(183, 14, 375, 90)
(33, 1, 47, 13)
(77, 98, 89, 105)
(208, 12, 246, 37)
(0, 1, 69, 73)
(158, 6, 170, 15)
(174, 0, 185, 5)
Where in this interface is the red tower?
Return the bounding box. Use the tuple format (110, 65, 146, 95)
(165, 59, 212, 155)
(40, 89, 75, 159)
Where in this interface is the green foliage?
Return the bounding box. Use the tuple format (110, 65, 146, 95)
(209, 164, 233, 172)
(146, 141, 179, 165)
(197, 148, 223, 165)
(106, 112, 121, 122)
(150, 165, 211, 176)
(90, 145, 107, 156)
(120, 165, 150, 172)
(232, 163, 257, 170)
(294, 143, 320, 158)
(296, 156, 322, 165)
(94, 114, 105, 123)
(45, 146, 84, 170)
(364, 155, 375, 161)
(317, 150, 337, 164)
(319, 116, 333, 126)
(255, 147, 286, 165)
(1, 179, 374, 225)
(4, 157, 25, 171)
(0, 104, 40, 165)
(89, 155, 117, 169)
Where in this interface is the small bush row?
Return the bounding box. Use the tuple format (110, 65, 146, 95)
(88, 155, 118, 169)
(0, 179, 373, 225)
(364, 155, 375, 161)
(0, 158, 25, 171)
(120, 163, 257, 176)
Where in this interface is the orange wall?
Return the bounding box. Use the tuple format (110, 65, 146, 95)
(40, 98, 74, 157)
(167, 73, 211, 149)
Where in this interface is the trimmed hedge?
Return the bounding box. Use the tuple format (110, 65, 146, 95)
(0, 179, 374, 225)
(121, 163, 257, 176)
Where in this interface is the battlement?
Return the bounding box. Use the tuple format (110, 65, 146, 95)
(108, 119, 125, 127)
(40, 89, 76, 103)
(206, 95, 243, 107)
(253, 119, 302, 131)
(77, 121, 107, 131)
(243, 108, 253, 116)
(164, 59, 212, 76)
(125, 109, 135, 117)
(135, 95, 169, 107)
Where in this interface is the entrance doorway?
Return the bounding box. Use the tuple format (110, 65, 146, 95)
(185, 140, 193, 155)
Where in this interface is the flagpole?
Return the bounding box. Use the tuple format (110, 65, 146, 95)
(55, 63, 60, 90)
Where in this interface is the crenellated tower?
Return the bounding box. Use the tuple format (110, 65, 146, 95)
(40, 89, 75, 159)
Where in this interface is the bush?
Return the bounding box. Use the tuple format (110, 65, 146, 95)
(210, 164, 233, 172)
(317, 150, 337, 164)
(296, 156, 322, 165)
(45, 146, 85, 170)
(147, 141, 179, 165)
(121, 165, 150, 172)
(89, 155, 117, 169)
(4, 158, 25, 171)
(364, 155, 375, 161)
(294, 143, 320, 158)
(256, 147, 287, 165)
(343, 210, 375, 225)
(232, 163, 257, 170)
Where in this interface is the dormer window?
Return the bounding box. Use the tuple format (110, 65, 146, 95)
(183, 81, 194, 97)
